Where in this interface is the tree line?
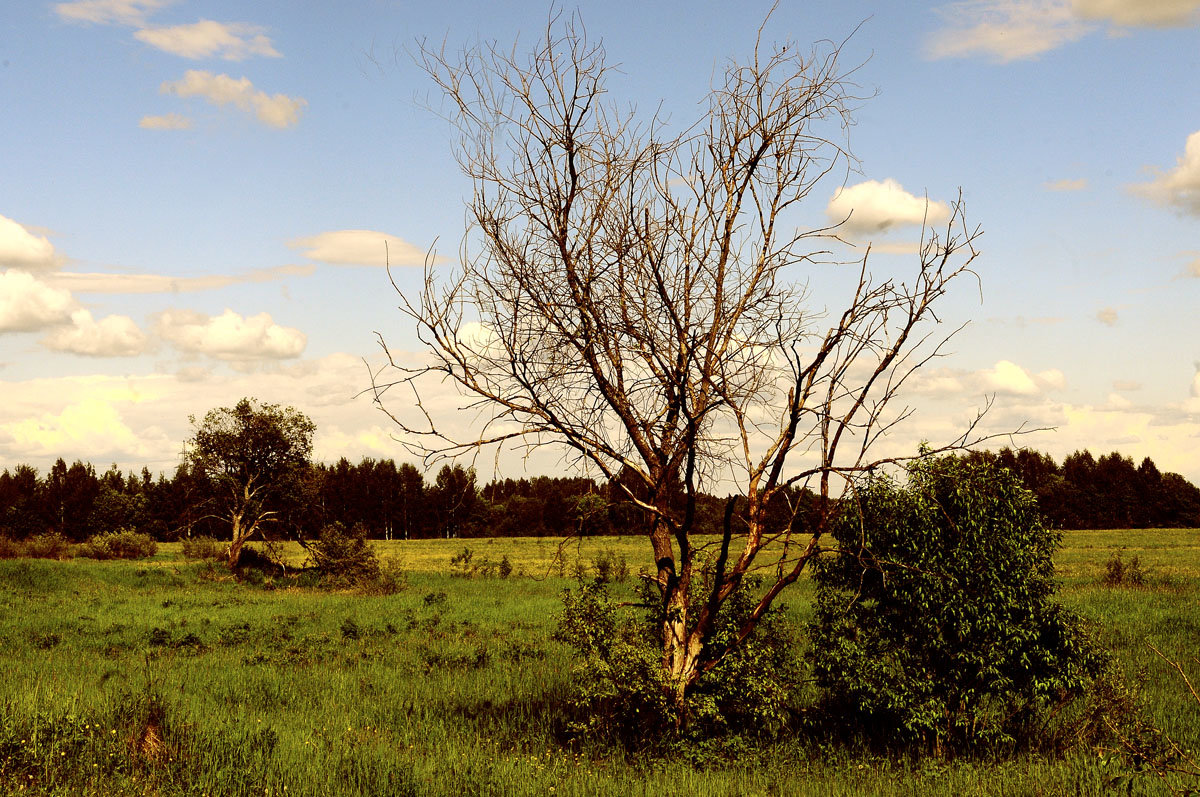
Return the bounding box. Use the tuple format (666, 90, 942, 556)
(1, 446, 1197, 544)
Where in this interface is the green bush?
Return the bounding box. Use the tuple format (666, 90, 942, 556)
(180, 535, 224, 560)
(555, 569, 800, 750)
(306, 523, 386, 588)
(77, 529, 158, 560)
(1103, 550, 1147, 587)
(809, 454, 1104, 755)
(20, 533, 73, 560)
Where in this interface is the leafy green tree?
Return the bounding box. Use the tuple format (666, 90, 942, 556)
(810, 453, 1102, 753)
(187, 398, 315, 568)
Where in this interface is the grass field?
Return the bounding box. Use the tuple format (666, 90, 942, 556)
(1, 530, 1198, 795)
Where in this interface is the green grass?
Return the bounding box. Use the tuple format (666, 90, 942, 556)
(1, 530, 1198, 795)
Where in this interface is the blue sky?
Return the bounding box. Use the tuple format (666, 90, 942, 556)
(2, 0, 1199, 483)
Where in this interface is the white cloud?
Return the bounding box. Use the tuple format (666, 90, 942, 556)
(42, 309, 148, 357)
(1192, 363, 1200, 398)
(0, 214, 61, 270)
(1096, 307, 1119, 325)
(53, 0, 168, 26)
(139, 112, 192, 130)
(1044, 177, 1088, 191)
(1131, 130, 1200, 214)
(826, 179, 951, 237)
(155, 308, 306, 360)
(287, 230, 441, 267)
(45, 264, 314, 294)
(135, 20, 280, 60)
(0, 270, 76, 332)
(160, 70, 305, 128)
(927, 1, 1091, 62)
(984, 360, 1060, 396)
(1072, 0, 1200, 27)
(928, 0, 1200, 63)
(0, 397, 158, 463)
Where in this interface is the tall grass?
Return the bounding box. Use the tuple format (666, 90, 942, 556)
(1, 530, 1197, 795)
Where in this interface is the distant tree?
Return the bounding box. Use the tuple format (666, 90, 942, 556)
(186, 398, 315, 568)
(428, 464, 482, 539)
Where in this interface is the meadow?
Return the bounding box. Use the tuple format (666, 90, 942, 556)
(1, 530, 1198, 796)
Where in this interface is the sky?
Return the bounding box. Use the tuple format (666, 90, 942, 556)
(2, 0, 1199, 485)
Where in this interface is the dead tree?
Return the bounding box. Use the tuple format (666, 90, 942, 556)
(375, 14, 990, 718)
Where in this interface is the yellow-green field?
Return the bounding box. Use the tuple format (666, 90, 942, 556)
(1, 529, 1198, 795)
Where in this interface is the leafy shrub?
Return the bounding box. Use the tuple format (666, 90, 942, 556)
(77, 530, 158, 560)
(306, 523, 380, 584)
(809, 454, 1105, 755)
(0, 537, 24, 559)
(555, 569, 800, 749)
(21, 533, 72, 560)
(1103, 550, 1147, 587)
(498, 554, 513, 579)
(181, 535, 224, 560)
(592, 548, 629, 583)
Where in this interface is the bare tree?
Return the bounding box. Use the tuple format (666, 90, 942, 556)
(375, 14, 989, 717)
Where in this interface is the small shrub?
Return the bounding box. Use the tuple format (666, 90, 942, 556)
(450, 546, 474, 576)
(22, 533, 72, 560)
(0, 537, 24, 559)
(592, 548, 629, 583)
(340, 617, 360, 640)
(181, 535, 223, 560)
(498, 554, 513, 579)
(1103, 550, 1147, 587)
(555, 571, 800, 749)
(77, 530, 158, 560)
(306, 523, 381, 585)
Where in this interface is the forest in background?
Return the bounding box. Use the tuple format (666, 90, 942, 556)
(1, 447, 1198, 543)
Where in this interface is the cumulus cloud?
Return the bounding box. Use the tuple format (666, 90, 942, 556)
(160, 70, 305, 128)
(1096, 307, 1119, 325)
(1072, 0, 1200, 27)
(287, 230, 441, 267)
(155, 308, 306, 360)
(1044, 177, 1088, 191)
(981, 359, 1064, 395)
(45, 264, 314, 294)
(135, 20, 280, 60)
(0, 398, 157, 463)
(0, 270, 76, 332)
(826, 179, 951, 237)
(0, 214, 61, 270)
(139, 112, 191, 130)
(41, 309, 148, 357)
(927, 1, 1091, 62)
(1131, 130, 1200, 214)
(53, 0, 168, 26)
